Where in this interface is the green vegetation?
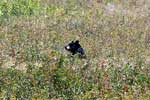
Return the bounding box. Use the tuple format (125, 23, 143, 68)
(0, 0, 150, 99)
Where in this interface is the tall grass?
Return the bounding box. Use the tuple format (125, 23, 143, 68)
(0, 0, 150, 99)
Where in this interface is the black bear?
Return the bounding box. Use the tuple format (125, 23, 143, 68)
(65, 40, 86, 58)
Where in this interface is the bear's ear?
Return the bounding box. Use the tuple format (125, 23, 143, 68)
(75, 40, 79, 44)
(71, 41, 74, 43)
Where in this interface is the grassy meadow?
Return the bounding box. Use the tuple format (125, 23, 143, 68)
(0, 0, 150, 99)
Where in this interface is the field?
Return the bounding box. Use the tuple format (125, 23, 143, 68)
(0, 0, 150, 99)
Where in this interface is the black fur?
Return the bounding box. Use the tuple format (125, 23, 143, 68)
(65, 40, 86, 58)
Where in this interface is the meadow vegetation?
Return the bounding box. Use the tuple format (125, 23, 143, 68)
(0, 0, 150, 99)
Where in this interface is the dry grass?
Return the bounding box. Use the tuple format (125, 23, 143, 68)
(0, 0, 150, 99)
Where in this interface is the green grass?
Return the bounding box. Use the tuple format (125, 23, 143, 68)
(0, 0, 150, 99)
